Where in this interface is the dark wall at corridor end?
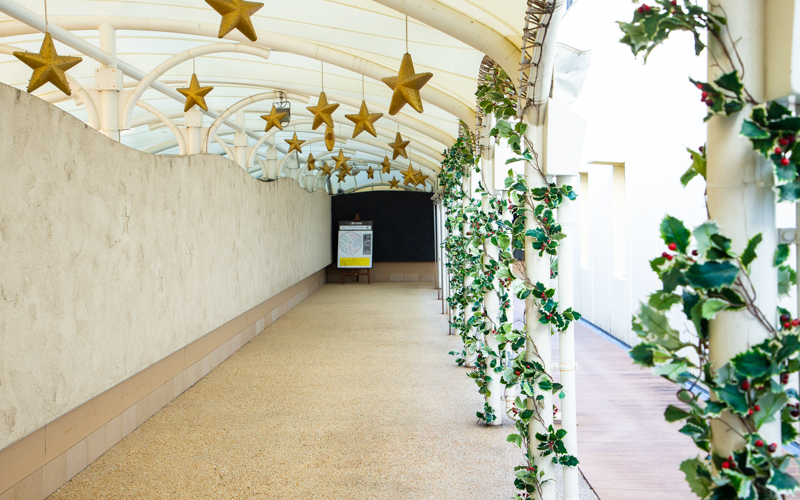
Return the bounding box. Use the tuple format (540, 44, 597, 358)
(331, 191, 434, 262)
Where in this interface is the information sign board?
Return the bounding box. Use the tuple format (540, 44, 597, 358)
(337, 220, 373, 268)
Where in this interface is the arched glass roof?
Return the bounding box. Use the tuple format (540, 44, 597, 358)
(0, 0, 529, 192)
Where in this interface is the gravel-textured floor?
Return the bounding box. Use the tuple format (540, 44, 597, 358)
(49, 282, 599, 499)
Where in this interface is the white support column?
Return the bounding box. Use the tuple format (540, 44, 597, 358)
(557, 175, 579, 500)
(707, 0, 781, 456)
(502, 198, 518, 416)
(524, 110, 556, 500)
(265, 147, 278, 179)
(184, 108, 204, 155)
(482, 118, 504, 423)
(96, 23, 121, 141)
(234, 110, 248, 168)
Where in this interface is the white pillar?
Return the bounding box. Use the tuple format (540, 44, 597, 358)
(96, 23, 121, 141)
(184, 109, 203, 155)
(265, 147, 278, 179)
(707, 0, 780, 457)
(524, 110, 555, 500)
(234, 110, 248, 168)
(557, 175, 579, 500)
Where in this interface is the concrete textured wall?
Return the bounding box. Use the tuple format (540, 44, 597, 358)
(0, 83, 331, 450)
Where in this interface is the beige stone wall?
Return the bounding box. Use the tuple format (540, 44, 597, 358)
(0, 83, 331, 450)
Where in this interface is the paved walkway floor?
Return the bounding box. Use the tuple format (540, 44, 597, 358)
(48, 282, 597, 500)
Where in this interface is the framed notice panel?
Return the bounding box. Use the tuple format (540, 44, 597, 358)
(338, 220, 373, 268)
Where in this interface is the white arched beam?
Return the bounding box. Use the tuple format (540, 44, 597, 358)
(371, 0, 521, 87)
(0, 15, 476, 128)
(136, 101, 186, 154)
(121, 43, 272, 129)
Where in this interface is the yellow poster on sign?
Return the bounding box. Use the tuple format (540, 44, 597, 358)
(340, 257, 370, 267)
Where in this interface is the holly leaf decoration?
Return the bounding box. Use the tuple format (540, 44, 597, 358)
(661, 215, 691, 253)
(680, 458, 714, 497)
(740, 233, 762, 271)
(685, 262, 739, 290)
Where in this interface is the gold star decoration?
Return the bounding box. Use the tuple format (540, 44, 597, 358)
(306, 91, 340, 130)
(333, 149, 351, 171)
(381, 53, 433, 115)
(345, 100, 383, 138)
(414, 171, 429, 187)
(306, 153, 316, 171)
(366, 166, 375, 179)
(205, 0, 264, 42)
(261, 104, 288, 132)
(339, 162, 353, 176)
(319, 161, 333, 176)
(388, 132, 411, 160)
(388, 177, 400, 189)
(381, 156, 392, 174)
(337, 171, 348, 183)
(324, 125, 336, 152)
(401, 163, 417, 185)
(13, 32, 82, 96)
(285, 132, 305, 154)
(177, 74, 214, 112)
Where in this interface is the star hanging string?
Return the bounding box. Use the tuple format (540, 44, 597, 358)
(307, 92, 340, 130)
(401, 163, 418, 185)
(345, 101, 383, 138)
(381, 156, 392, 174)
(388, 177, 400, 189)
(388, 132, 410, 160)
(285, 132, 305, 154)
(381, 53, 432, 115)
(307, 153, 316, 171)
(205, 0, 264, 42)
(13, 32, 82, 96)
(366, 166, 375, 179)
(261, 105, 288, 132)
(177, 74, 214, 112)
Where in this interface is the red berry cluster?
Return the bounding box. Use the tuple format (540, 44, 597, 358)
(775, 136, 795, 166)
(779, 313, 800, 330)
(637, 4, 651, 13)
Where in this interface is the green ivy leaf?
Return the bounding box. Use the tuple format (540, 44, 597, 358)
(507, 433, 523, 448)
(679, 458, 713, 497)
(730, 350, 771, 380)
(661, 215, 691, 253)
(768, 465, 800, 495)
(714, 70, 743, 99)
(685, 262, 739, 290)
(638, 304, 683, 349)
(775, 244, 790, 266)
(665, 404, 692, 422)
(741, 120, 770, 139)
(740, 233, 761, 271)
(701, 298, 728, 320)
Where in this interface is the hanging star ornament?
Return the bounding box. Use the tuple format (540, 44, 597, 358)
(261, 105, 288, 132)
(319, 161, 333, 176)
(324, 125, 336, 152)
(381, 156, 392, 174)
(388, 177, 400, 189)
(388, 132, 411, 160)
(306, 92, 340, 130)
(414, 171, 428, 187)
(13, 32, 82, 96)
(339, 162, 353, 176)
(285, 132, 305, 154)
(345, 100, 383, 138)
(366, 166, 375, 179)
(401, 163, 417, 185)
(306, 153, 316, 171)
(333, 149, 351, 171)
(381, 53, 433, 115)
(205, 0, 264, 42)
(337, 171, 348, 183)
(177, 73, 214, 112)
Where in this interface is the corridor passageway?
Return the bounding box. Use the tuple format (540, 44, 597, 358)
(46, 283, 594, 500)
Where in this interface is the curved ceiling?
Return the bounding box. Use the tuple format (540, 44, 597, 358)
(0, 0, 527, 193)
